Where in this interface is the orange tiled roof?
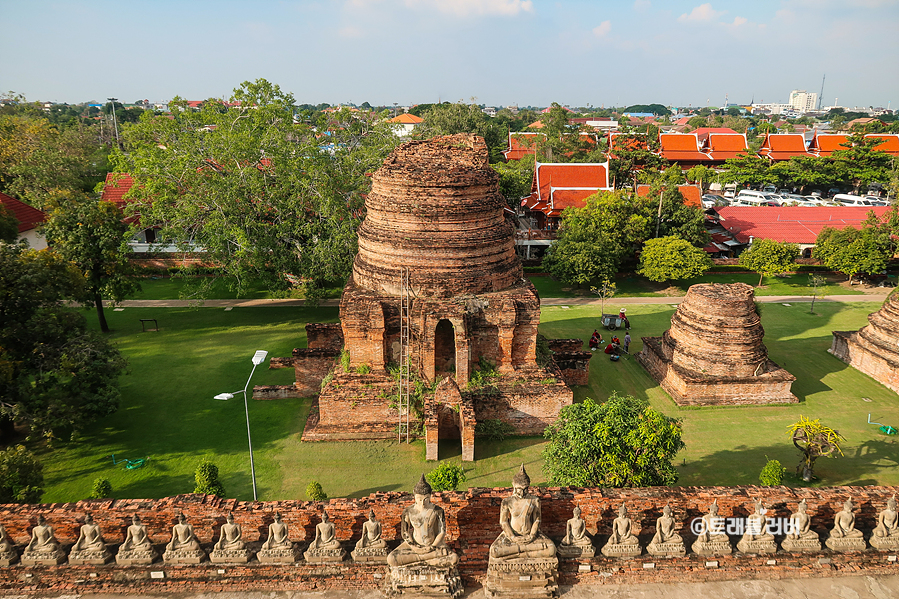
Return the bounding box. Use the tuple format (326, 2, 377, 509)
(0, 191, 45, 232)
(387, 113, 423, 124)
(715, 206, 893, 244)
(608, 133, 648, 156)
(636, 184, 702, 208)
(658, 134, 710, 162)
(691, 127, 738, 142)
(865, 134, 899, 156)
(705, 133, 748, 160)
(758, 134, 812, 160)
(808, 133, 850, 157)
(100, 173, 135, 209)
(503, 132, 544, 161)
(521, 162, 610, 216)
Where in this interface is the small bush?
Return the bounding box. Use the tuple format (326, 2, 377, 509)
(356, 363, 371, 375)
(340, 350, 351, 371)
(535, 335, 553, 368)
(320, 373, 334, 390)
(0, 445, 44, 504)
(89, 477, 112, 499)
(759, 458, 786, 486)
(426, 463, 466, 492)
(306, 480, 327, 501)
(475, 419, 516, 442)
(194, 459, 226, 496)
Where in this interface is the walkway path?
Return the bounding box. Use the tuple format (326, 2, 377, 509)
(106, 294, 884, 309)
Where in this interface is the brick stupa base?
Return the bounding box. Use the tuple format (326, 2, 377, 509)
(829, 292, 899, 394)
(637, 283, 797, 406)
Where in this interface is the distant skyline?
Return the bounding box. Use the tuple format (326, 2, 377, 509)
(2, 0, 897, 109)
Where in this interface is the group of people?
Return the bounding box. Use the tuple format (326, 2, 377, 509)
(590, 330, 631, 358)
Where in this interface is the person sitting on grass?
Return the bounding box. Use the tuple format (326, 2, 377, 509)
(589, 330, 602, 351)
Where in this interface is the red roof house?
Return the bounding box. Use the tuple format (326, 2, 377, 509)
(691, 127, 739, 142)
(704, 133, 749, 162)
(100, 172, 135, 210)
(657, 133, 710, 167)
(757, 134, 813, 161)
(636, 184, 702, 208)
(503, 132, 545, 161)
(865, 134, 899, 156)
(521, 162, 611, 225)
(714, 206, 892, 247)
(0, 191, 47, 249)
(808, 133, 850, 157)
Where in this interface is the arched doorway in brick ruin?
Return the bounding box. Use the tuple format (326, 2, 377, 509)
(434, 319, 456, 377)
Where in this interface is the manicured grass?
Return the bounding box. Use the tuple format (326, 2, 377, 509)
(131, 277, 344, 301)
(34, 300, 899, 503)
(529, 272, 865, 299)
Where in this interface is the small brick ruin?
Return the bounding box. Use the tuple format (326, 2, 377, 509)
(830, 291, 899, 394)
(281, 135, 588, 458)
(638, 283, 798, 406)
(1, 485, 897, 595)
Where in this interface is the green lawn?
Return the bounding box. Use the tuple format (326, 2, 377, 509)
(529, 272, 865, 298)
(131, 277, 343, 301)
(33, 300, 899, 503)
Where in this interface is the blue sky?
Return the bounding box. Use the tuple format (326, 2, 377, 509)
(1, 0, 897, 109)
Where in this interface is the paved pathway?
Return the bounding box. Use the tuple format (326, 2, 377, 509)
(106, 294, 886, 309)
(22, 574, 899, 599)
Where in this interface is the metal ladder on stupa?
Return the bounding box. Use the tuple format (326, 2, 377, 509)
(398, 267, 411, 443)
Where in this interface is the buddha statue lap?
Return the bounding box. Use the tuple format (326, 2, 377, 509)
(601, 503, 641, 557)
(211, 512, 253, 563)
(557, 506, 594, 558)
(825, 498, 867, 552)
(163, 512, 207, 564)
(871, 495, 899, 550)
(116, 514, 159, 565)
(691, 500, 732, 556)
(646, 505, 686, 557)
(352, 509, 388, 563)
(69, 513, 112, 565)
(304, 509, 346, 563)
(736, 500, 777, 554)
(21, 515, 65, 566)
(257, 512, 299, 563)
(781, 499, 821, 553)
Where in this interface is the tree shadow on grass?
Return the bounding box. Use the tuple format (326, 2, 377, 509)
(474, 436, 544, 461)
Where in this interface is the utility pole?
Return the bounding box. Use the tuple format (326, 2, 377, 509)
(818, 74, 825, 110)
(107, 97, 120, 148)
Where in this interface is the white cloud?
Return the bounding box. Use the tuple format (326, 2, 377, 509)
(593, 20, 612, 37)
(677, 3, 725, 22)
(633, 0, 651, 11)
(404, 0, 534, 16)
(731, 16, 748, 26)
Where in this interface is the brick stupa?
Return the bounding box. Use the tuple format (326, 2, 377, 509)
(285, 135, 581, 459)
(637, 283, 797, 406)
(830, 291, 899, 393)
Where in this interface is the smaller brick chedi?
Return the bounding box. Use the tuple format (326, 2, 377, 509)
(284, 134, 584, 459)
(830, 291, 899, 394)
(637, 283, 797, 406)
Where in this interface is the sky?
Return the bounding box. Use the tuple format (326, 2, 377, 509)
(1, 0, 898, 110)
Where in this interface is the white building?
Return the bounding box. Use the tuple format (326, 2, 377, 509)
(789, 90, 818, 113)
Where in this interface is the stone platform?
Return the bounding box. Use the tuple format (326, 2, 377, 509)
(484, 557, 559, 598)
(780, 537, 821, 553)
(385, 564, 463, 598)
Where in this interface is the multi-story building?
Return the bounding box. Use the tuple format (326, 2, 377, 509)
(788, 89, 818, 113)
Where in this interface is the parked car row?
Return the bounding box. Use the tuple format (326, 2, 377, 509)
(702, 191, 891, 209)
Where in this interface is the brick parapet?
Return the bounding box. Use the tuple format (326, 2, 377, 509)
(1, 486, 898, 594)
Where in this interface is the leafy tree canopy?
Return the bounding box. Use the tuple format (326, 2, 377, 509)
(623, 104, 671, 116)
(492, 154, 535, 210)
(739, 238, 798, 286)
(0, 243, 125, 440)
(113, 79, 400, 301)
(0, 445, 43, 503)
(638, 235, 712, 282)
(813, 223, 893, 283)
(0, 204, 18, 243)
(542, 394, 685, 487)
(416, 101, 506, 162)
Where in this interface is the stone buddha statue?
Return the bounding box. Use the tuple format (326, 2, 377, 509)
(826, 498, 866, 552)
(871, 496, 898, 550)
(258, 511, 298, 563)
(782, 499, 821, 552)
(116, 514, 158, 565)
(163, 512, 206, 564)
(0, 523, 19, 566)
(647, 504, 685, 557)
(352, 509, 388, 563)
(69, 513, 112, 564)
(304, 509, 346, 563)
(691, 500, 732, 556)
(601, 502, 641, 557)
(385, 475, 462, 599)
(736, 499, 776, 554)
(211, 512, 252, 563)
(558, 506, 594, 558)
(387, 475, 459, 569)
(484, 466, 558, 598)
(489, 465, 557, 561)
(22, 515, 65, 565)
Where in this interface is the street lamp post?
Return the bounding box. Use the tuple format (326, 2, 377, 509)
(214, 350, 268, 501)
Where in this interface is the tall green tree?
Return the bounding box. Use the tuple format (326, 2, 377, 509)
(0, 243, 126, 440)
(114, 79, 399, 301)
(638, 236, 712, 282)
(0, 445, 44, 503)
(720, 152, 774, 188)
(492, 154, 535, 210)
(542, 394, 685, 487)
(42, 196, 139, 333)
(814, 225, 892, 283)
(416, 101, 506, 162)
(830, 133, 892, 194)
(739, 239, 798, 286)
(0, 204, 17, 242)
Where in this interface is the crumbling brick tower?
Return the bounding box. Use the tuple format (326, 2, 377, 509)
(830, 291, 899, 393)
(306, 135, 575, 458)
(637, 283, 798, 406)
